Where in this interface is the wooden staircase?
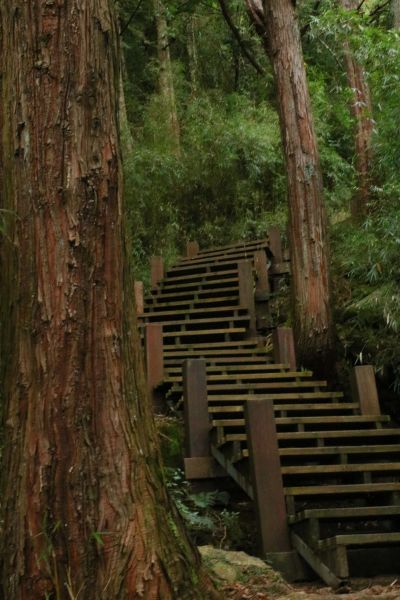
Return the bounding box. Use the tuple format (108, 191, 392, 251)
(137, 235, 400, 587)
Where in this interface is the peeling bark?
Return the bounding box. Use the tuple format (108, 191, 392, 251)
(246, 0, 335, 370)
(340, 0, 374, 220)
(0, 2, 216, 598)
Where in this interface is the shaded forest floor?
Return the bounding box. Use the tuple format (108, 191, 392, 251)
(199, 546, 400, 600)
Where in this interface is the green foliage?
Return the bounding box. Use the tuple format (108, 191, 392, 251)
(166, 468, 245, 549)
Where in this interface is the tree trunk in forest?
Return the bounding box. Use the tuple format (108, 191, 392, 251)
(340, 0, 374, 220)
(187, 15, 199, 94)
(246, 0, 335, 371)
(393, 0, 400, 27)
(0, 2, 215, 598)
(154, 0, 181, 155)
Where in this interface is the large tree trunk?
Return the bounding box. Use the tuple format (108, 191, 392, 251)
(246, 0, 335, 370)
(340, 0, 374, 220)
(0, 2, 215, 598)
(154, 0, 181, 155)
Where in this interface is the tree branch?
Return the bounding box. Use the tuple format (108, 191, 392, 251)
(218, 0, 265, 75)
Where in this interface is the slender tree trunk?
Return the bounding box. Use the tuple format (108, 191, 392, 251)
(340, 0, 374, 220)
(119, 51, 134, 155)
(246, 0, 335, 370)
(187, 15, 199, 94)
(393, 0, 400, 27)
(154, 0, 181, 155)
(0, 2, 215, 598)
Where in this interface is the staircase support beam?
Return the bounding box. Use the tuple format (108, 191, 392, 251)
(245, 398, 291, 555)
(273, 327, 296, 370)
(351, 365, 381, 416)
(238, 260, 256, 336)
(186, 241, 199, 258)
(150, 255, 164, 288)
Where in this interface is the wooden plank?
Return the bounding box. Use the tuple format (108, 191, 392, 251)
(207, 392, 344, 402)
(144, 323, 163, 398)
(284, 482, 400, 496)
(150, 255, 164, 288)
(208, 403, 358, 414)
(186, 240, 199, 258)
(319, 532, 400, 549)
(210, 444, 254, 498)
(273, 327, 296, 370)
(245, 398, 291, 554)
(291, 506, 400, 524)
(280, 444, 400, 456)
(164, 371, 312, 383)
(238, 260, 256, 336)
(146, 284, 239, 301)
(134, 281, 144, 316)
(291, 533, 341, 588)
(268, 227, 283, 263)
(162, 327, 247, 338)
(160, 277, 239, 292)
(183, 359, 211, 462)
(254, 249, 270, 295)
(278, 428, 400, 441)
(282, 462, 400, 475)
(352, 365, 381, 416)
(212, 416, 389, 429)
(141, 305, 245, 319)
(184, 457, 225, 479)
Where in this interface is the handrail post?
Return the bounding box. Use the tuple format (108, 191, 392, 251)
(183, 359, 223, 479)
(268, 226, 283, 264)
(273, 327, 296, 369)
(245, 398, 291, 555)
(150, 255, 164, 288)
(134, 281, 144, 317)
(351, 365, 381, 415)
(186, 241, 199, 258)
(254, 249, 270, 296)
(238, 260, 256, 337)
(144, 323, 163, 409)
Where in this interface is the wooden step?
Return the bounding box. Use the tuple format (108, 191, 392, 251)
(156, 277, 240, 293)
(208, 403, 358, 414)
(163, 356, 272, 366)
(291, 506, 400, 524)
(318, 532, 400, 549)
(163, 371, 313, 383)
(140, 306, 246, 320)
(171, 380, 328, 393)
(162, 327, 247, 339)
(211, 416, 389, 429)
(163, 339, 264, 350)
(282, 462, 400, 476)
(284, 482, 400, 497)
(280, 444, 400, 457)
(139, 316, 250, 331)
(220, 429, 400, 444)
(177, 240, 269, 263)
(161, 268, 239, 285)
(144, 285, 239, 302)
(206, 392, 344, 402)
(165, 363, 289, 374)
(179, 238, 269, 258)
(144, 296, 239, 310)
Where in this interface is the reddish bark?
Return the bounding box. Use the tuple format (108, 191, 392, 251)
(0, 2, 216, 598)
(245, 0, 335, 370)
(341, 0, 374, 220)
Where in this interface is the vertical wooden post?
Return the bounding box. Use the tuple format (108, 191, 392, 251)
(273, 327, 296, 369)
(238, 260, 256, 337)
(183, 359, 220, 479)
(186, 241, 199, 258)
(134, 281, 144, 316)
(254, 249, 270, 295)
(352, 365, 381, 415)
(150, 256, 164, 288)
(268, 226, 283, 264)
(144, 324, 163, 407)
(245, 398, 291, 554)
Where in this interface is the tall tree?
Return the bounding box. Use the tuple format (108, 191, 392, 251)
(154, 0, 181, 154)
(245, 0, 335, 370)
(340, 0, 374, 220)
(0, 1, 215, 598)
(393, 0, 400, 27)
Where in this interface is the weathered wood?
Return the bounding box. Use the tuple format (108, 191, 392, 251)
(144, 323, 164, 402)
(291, 533, 341, 588)
(151, 255, 164, 288)
(238, 260, 256, 336)
(268, 227, 283, 264)
(134, 281, 144, 316)
(186, 241, 200, 258)
(254, 249, 270, 294)
(184, 456, 225, 479)
(351, 365, 381, 416)
(183, 359, 211, 461)
(273, 327, 296, 370)
(245, 399, 291, 554)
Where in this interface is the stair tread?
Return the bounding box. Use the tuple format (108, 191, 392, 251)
(280, 444, 400, 456)
(212, 416, 389, 428)
(156, 277, 240, 292)
(208, 403, 358, 414)
(291, 506, 400, 523)
(141, 305, 244, 318)
(171, 380, 328, 392)
(207, 392, 344, 402)
(319, 532, 400, 548)
(140, 316, 250, 328)
(164, 371, 313, 383)
(282, 462, 400, 475)
(284, 482, 400, 496)
(144, 285, 239, 301)
(162, 327, 247, 338)
(165, 364, 289, 373)
(144, 297, 239, 309)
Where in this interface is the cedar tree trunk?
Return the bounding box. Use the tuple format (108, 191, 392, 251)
(0, 2, 215, 598)
(246, 0, 335, 370)
(393, 0, 400, 27)
(341, 0, 374, 220)
(154, 0, 181, 155)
